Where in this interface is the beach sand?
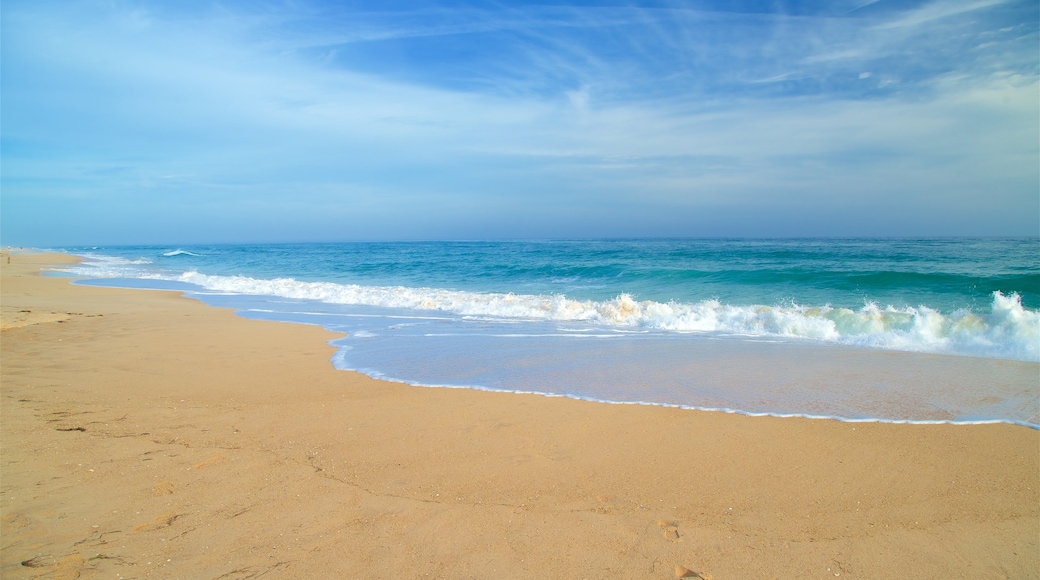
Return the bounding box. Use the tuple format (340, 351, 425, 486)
(1, 252, 1037, 579)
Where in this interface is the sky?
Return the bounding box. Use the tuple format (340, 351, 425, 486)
(1, 0, 1037, 245)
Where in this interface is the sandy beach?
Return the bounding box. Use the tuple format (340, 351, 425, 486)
(1, 253, 1037, 579)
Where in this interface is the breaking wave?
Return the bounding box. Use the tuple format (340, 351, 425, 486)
(174, 271, 1039, 361)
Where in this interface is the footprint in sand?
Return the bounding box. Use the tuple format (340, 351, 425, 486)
(54, 554, 86, 580)
(657, 519, 682, 542)
(153, 480, 174, 496)
(132, 512, 181, 532)
(192, 454, 223, 469)
(3, 512, 31, 529)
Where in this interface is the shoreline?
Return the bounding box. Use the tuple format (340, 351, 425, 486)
(69, 278, 1040, 432)
(38, 269, 1036, 433)
(2, 252, 1038, 578)
(66, 269, 1040, 429)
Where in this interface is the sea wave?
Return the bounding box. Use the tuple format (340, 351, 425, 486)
(162, 249, 202, 257)
(72, 253, 153, 271)
(174, 271, 1040, 361)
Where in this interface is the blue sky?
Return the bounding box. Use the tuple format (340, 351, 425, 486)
(2, 0, 1037, 244)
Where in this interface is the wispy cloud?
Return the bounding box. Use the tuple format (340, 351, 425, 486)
(876, 0, 1008, 29)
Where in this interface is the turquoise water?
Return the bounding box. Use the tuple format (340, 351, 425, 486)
(57, 238, 1039, 426)
(64, 238, 1039, 309)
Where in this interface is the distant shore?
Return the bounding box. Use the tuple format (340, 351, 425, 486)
(2, 251, 1037, 578)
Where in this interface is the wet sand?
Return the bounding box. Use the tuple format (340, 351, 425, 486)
(2, 252, 1037, 579)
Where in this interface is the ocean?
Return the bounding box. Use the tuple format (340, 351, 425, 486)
(53, 238, 1039, 427)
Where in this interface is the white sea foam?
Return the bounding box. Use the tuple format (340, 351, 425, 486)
(172, 271, 1040, 361)
(162, 249, 202, 257)
(60, 253, 154, 278)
